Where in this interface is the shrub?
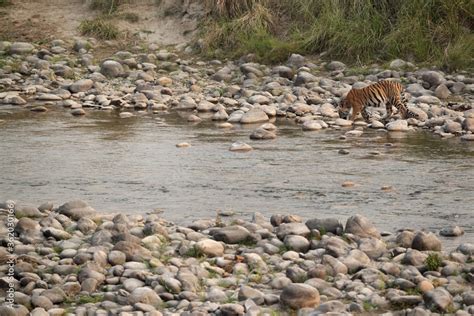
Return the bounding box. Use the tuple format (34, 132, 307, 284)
(79, 18, 120, 40)
(425, 252, 443, 271)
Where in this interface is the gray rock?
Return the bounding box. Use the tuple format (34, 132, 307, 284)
(238, 285, 264, 305)
(219, 303, 244, 316)
(341, 249, 371, 273)
(100, 60, 124, 78)
(240, 108, 269, 124)
(249, 128, 276, 140)
(71, 108, 86, 116)
(128, 287, 162, 307)
(73, 39, 90, 52)
(306, 218, 343, 235)
(41, 288, 66, 304)
(287, 53, 305, 68)
(212, 225, 251, 244)
(195, 239, 224, 257)
(402, 249, 428, 266)
(31, 295, 53, 310)
(277, 222, 310, 239)
(76, 217, 97, 234)
(294, 71, 317, 86)
(422, 71, 445, 88)
(386, 120, 409, 131)
(42, 227, 71, 240)
(280, 283, 320, 309)
(358, 237, 387, 259)
(434, 84, 451, 99)
(57, 200, 97, 220)
(272, 65, 294, 79)
(284, 235, 310, 252)
(411, 231, 441, 251)
(315, 300, 346, 313)
(206, 287, 227, 302)
(248, 95, 270, 105)
(326, 61, 346, 71)
(9, 42, 35, 55)
(345, 214, 381, 238)
(14, 204, 44, 218)
(108, 250, 126, 265)
(69, 79, 93, 93)
(15, 217, 42, 243)
(462, 118, 474, 132)
(302, 120, 322, 131)
(30, 308, 48, 316)
(396, 231, 415, 248)
(423, 288, 452, 311)
(415, 95, 441, 104)
(406, 83, 431, 97)
(389, 59, 407, 69)
(439, 226, 464, 237)
(229, 142, 253, 152)
(456, 243, 474, 255)
(113, 241, 152, 261)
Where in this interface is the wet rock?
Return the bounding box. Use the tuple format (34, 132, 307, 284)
(249, 128, 276, 140)
(439, 226, 464, 237)
(411, 231, 441, 251)
(71, 108, 86, 116)
(229, 141, 252, 152)
(280, 283, 320, 309)
(195, 239, 224, 257)
(456, 243, 474, 255)
(386, 119, 409, 131)
(423, 288, 453, 312)
(240, 108, 269, 124)
(345, 214, 381, 238)
(334, 118, 353, 126)
(302, 120, 322, 131)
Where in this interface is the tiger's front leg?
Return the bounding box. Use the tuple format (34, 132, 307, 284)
(381, 102, 392, 122)
(361, 107, 372, 122)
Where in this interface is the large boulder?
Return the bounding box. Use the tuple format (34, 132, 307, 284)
(306, 218, 343, 235)
(195, 239, 224, 257)
(9, 42, 34, 55)
(344, 214, 380, 238)
(411, 231, 441, 251)
(57, 200, 97, 220)
(100, 60, 124, 78)
(69, 79, 93, 93)
(240, 108, 269, 124)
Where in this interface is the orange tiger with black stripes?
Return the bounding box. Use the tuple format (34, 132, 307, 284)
(337, 80, 419, 122)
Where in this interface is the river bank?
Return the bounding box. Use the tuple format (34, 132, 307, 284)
(0, 199, 473, 315)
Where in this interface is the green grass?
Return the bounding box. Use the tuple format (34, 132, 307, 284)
(201, 0, 474, 70)
(425, 252, 443, 271)
(79, 17, 120, 40)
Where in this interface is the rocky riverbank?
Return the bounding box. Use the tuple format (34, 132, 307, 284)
(0, 200, 473, 315)
(0, 39, 473, 144)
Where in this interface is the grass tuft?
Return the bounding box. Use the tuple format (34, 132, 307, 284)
(201, 0, 474, 70)
(425, 252, 443, 271)
(87, 0, 127, 14)
(79, 17, 120, 40)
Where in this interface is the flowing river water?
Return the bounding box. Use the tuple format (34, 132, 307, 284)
(1, 107, 473, 248)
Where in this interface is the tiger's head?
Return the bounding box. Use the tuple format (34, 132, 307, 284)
(337, 98, 351, 119)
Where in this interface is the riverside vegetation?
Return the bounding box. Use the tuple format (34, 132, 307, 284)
(0, 199, 473, 315)
(0, 1, 473, 315)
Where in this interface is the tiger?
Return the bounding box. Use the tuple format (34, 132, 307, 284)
(337, 80, 418, 122)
